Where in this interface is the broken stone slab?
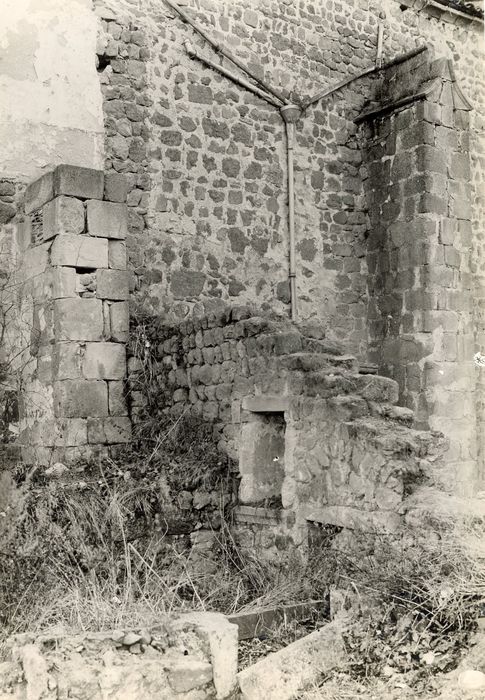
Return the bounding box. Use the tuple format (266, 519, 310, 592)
(174, 612, 238, 699)
(24, 165, 104, 214)
(228, 600, 327, 641)
(237, 617, 348, 700)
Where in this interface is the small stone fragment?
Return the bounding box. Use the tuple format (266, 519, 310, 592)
(122, 632, 141, 646)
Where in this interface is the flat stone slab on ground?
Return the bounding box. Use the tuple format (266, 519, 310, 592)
(237, 617, 348, 700)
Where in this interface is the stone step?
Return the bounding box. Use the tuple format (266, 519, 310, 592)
(288, 369, 399, 404)
(301, 336, 346, 356)
(278, 352, 358, 373)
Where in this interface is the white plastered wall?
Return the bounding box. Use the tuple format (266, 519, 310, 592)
(0, 0, 104, 181)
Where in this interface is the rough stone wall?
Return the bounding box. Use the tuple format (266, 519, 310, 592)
(128, 307, 351, 459)
(94, 0, 484, 362)
(8, 165, 131, 466)
(129, 308, 446, 550)
(0, 612, 238, 700)
(363, 53, 477, 491)
(0, 0, 104, 181)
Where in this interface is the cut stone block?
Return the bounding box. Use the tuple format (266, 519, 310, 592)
(87, 416, 131, 444)
(20, 243, 50, 281)
(53, 165, 104, 201)
(54, 380, 108, 418)
(242, 396, 290, 413)
(97, 270, 129, 300)
(108, 381, 128, 415)
(109, 301, 129, 341)
(53, 342, 83, 380)
(104, 172, 128, 203)
(86, 200, 128, 239)
(108, 240, 127, 269)
(83, 342, 126, 380)
(42, 196, 85, 240)
(24, 166, 104, 214)
(24, 171, 54, 214)
(50, 234, 109, 268)
(54, 419, 88, 447)
(54, 298, 104, 341)
(47, 267, 77, 299)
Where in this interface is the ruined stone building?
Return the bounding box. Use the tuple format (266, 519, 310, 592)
(0, 0, 484, 550)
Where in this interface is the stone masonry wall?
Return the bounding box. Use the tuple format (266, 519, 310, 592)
(8, 165, 131, 465)
(94, 0, 484, 364)
(128, 307, 447, 552)
(363, 53, 477, 492)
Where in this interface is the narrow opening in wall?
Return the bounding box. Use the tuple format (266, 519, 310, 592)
(96, 55, 111, 73)
(238, 411, 286, 505)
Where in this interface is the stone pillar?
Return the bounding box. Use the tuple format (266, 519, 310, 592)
(13, 165, 131, 464)
(362, 57, 477, 494)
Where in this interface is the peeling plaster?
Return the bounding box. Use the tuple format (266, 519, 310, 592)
(0, 0, 104, 180)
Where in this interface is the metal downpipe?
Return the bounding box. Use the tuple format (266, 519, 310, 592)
(281, 105, 302, 322)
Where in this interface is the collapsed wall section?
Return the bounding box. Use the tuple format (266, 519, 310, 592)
(8, 165, 131, 465)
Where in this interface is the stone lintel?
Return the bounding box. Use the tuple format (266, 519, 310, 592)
(241, 396, 290, 413)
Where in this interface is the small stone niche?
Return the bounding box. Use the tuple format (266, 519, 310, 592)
(75, 267, 97, 297)
(238, 402, 287, 504)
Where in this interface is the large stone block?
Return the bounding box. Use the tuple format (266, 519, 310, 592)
(42, 196, 85, 240)
(87, 416, 131, 444)
(83, 342, 126, 380)
(50, 234, 109, 268)
(54, 298, 104, 341)
(53, 165, 104, 201)
(109, 301, 129, 341)
(24, 166, 104, 214)
(96, 269, 129, 300)
(54, 380, 108, 418)
(86, 200, 128, 239)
